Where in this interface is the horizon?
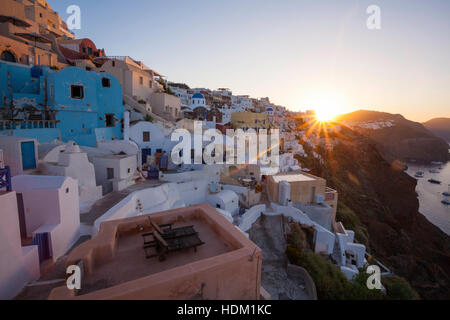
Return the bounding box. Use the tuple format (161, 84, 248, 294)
(50, 0, 450, 122)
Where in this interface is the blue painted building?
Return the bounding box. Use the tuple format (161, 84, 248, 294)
(0, 61, 124, 147)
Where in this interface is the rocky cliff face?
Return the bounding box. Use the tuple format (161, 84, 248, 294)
(335, 110, 450, 164)
(297, 123, 450, 299)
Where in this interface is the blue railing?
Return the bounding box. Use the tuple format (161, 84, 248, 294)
(0, 120, 58, 131)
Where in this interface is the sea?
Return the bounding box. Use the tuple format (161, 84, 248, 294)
(405, 160, 450, 235)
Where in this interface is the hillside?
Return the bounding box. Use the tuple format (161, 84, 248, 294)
(335, 110, 450, 163)
(295, 123, 450, 299)
(423, 118, 450, 143)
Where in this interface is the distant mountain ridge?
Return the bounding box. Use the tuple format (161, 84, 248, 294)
(335, 110, 450, 164)
(423, 118, 450, 143)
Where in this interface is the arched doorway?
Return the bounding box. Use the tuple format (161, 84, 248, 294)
(1, 50, 17, 63)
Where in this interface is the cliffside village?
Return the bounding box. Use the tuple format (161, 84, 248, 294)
(0, 0, 387, 300)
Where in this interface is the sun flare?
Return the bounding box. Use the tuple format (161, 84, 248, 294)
(315, 107, 339, 122)
(301, 92, 347, 122)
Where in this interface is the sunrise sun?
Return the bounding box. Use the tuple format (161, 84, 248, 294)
(302, 92, 347, 122)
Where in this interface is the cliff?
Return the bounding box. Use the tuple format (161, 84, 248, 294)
(296, 123, 450, 299)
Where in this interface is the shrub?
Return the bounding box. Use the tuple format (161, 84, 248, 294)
(287, 246, 419, 300)
(336, 202, 369, 247)
(382, 275, 420, 300)
(144, 115, 153, 122)
(286, 223, 307, 251)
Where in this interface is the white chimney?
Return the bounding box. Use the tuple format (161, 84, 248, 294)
(124, 111, 130, 141)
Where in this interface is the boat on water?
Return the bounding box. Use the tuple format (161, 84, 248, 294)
(428, 178, 442, 184)
(442, 199, 450, 205)
(431, 161, 443, 165)
(414, 171, 424, 178)
(443, 186, 450, 197)
(429, 169, 440, 174)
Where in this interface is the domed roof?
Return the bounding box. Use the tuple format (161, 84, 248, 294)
(192, 93, 205, 99)
(267, 107, 274, 111)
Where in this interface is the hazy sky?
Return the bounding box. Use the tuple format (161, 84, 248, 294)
(50, 0, 450, 122)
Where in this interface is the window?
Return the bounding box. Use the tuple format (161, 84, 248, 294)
(149, 80, 153, 88)
(40, 13, 43, 18)
(71, 85, 84, 99)
(1, 50, 16, 63)
(127, 168, 131, 174)
(139, 77, 144, 85)
(87, 47, 92, 55)
(105, 114, 115, 127)
(102, 77, 111, 88)
(112, 61, 115, 67)
(143, 131, 150, 142)
(107, 168, 114, 180)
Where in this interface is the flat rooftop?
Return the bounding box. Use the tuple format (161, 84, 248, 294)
(49, 203, 262, 300)
(79, 218, 232, 295)
(271, 173, 316, 183)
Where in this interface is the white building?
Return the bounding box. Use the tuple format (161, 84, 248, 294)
(0, 191, 40, 299)
(128, 121, 176, 165)
(334, 222, 367, 280)
(189, 93, 207, 109)
(39, 141, 103, 213)
(207, 189, 240, 216)
(0, 136, 38, 176)
(92, 153, 137, 193)
(12, 175, 81, 263)
(169, 85, 191, 107)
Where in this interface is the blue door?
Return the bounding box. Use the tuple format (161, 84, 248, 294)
(21, 141, 36, 170)
(142, 148, 152, 165)
(31, 232, 51, 262)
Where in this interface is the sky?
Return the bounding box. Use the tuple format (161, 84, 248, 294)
(50, 0, 450, 122)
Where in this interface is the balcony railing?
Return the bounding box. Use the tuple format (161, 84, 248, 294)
(0, 119, 59, 131)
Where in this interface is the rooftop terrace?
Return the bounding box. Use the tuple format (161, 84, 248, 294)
(49, 203, 262, 300)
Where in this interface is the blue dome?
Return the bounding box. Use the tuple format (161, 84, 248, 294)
(192, 93, 204, 99)
(267, 107, 273, 111)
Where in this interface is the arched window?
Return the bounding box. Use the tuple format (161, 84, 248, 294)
(1, 50, 17, 63)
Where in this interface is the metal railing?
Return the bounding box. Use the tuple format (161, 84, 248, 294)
(0, 119, 59, 131)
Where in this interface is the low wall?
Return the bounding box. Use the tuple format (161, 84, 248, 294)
(268, 204, 335, 255)
(93, 180, 211, 233)
(238, 204, 266, 232)
(49, 204, 263, 300)
(286, 264, 317, 300)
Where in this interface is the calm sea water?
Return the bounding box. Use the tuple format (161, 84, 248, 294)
(406, 161, 450, 235)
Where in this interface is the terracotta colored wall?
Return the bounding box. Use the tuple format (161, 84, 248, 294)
(0, 35, 64, 67)
(49, 204, 262, 300)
